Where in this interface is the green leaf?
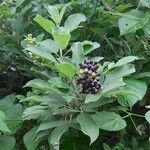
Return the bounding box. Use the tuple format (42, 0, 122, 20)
(25, 45, 56, 62)
(55, 63, 76, 78)
(145, 111, 150, 124)
(46, 5, 60, 24)
(140, 0, 150, 8)
(22, 105, 48, 120)
(5, 104, 23, 133)
(77, 113, 99, 144)
(103, 143, 111, 150)
(37, 120, 69, 132)
(59, 3, 70, 24)
(34, 15, 55, 34)
(53, 27, 71, 50)
(143, 12, 150, 37)
(53, 108, 79, 115)
(24, 79, 51, 91)
(0, 110, 11, 133)
(89, 57, 103, 62)
(0, 135, 16, 150)
(23, 127, 40, 150)
(48, 125, 68, 145)
(38, 39, 59, 54)
(118, 9, 149, 35)
(116, 78, 147, 107)
(104, 64, 135, 85)
(71, 42, 85, 65)
(93, 111, 126, 131)
(102, 80, 126, 94)
(48, 77, 69, 89)
(24, 78, 50, 89)
(64, 13, 86, 32)
(0, 94, 16, 111)
(81, 41, 100, 55)
(114, 56, 138, 67)
(85, 93, 102, 104)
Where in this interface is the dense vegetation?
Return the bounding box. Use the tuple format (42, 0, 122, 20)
(0, 0, 150, 150)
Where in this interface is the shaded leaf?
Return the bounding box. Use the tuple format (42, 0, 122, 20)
(48, 125, 68, 145)
(0, 110, 11, 133)
(82, 41, 100, 55)
(0, 135, 15, 150)
(93, 111, 126, 131)
(77, 113, 99, 144)
(23, 127, 40, 150)
(145, 111, 150, 124)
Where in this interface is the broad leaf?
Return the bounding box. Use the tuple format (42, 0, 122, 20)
(0, 94, 16, 111)
(0, 110, 11, 133)
(48, 125, 68, 145)
(53, 27, 71, 50)
(93, 111, 126, 131)
(46, 5, 60, 24)
(38, 39, 59, 54)
(114, 56, 138, 67)
(145, 111, 150, 124)
(85, 93, 102, 104)
(116, 78, 147, 107)
(103, 64, 135, 85)
(25, 45, 56, 62)
(118, 9, 149, 35)
(77, 113, 99, 144)
(24, 79, 62, 94)
(23, 105, 47, 120)
(0, 135, 16, 150)
(5, 104, 23, 133)
(82, 41, 100, 55)
(37, 120, 69, 132)
(64, 13, 86, 32)
(140, 0, 150, 8)
(59, 3, 70, 23)
(34, 15, 55, 34)
(71, 42, 85, 66)
(55, 63, 76, 78)
(23, 127, 40, 150)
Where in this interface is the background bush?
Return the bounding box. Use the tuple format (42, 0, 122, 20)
(0, 0, 150, 150)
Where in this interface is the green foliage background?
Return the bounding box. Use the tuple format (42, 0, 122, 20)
(0, 0, 150, 150)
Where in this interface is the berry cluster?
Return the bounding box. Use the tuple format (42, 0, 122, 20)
(77, 60, 101, 94)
